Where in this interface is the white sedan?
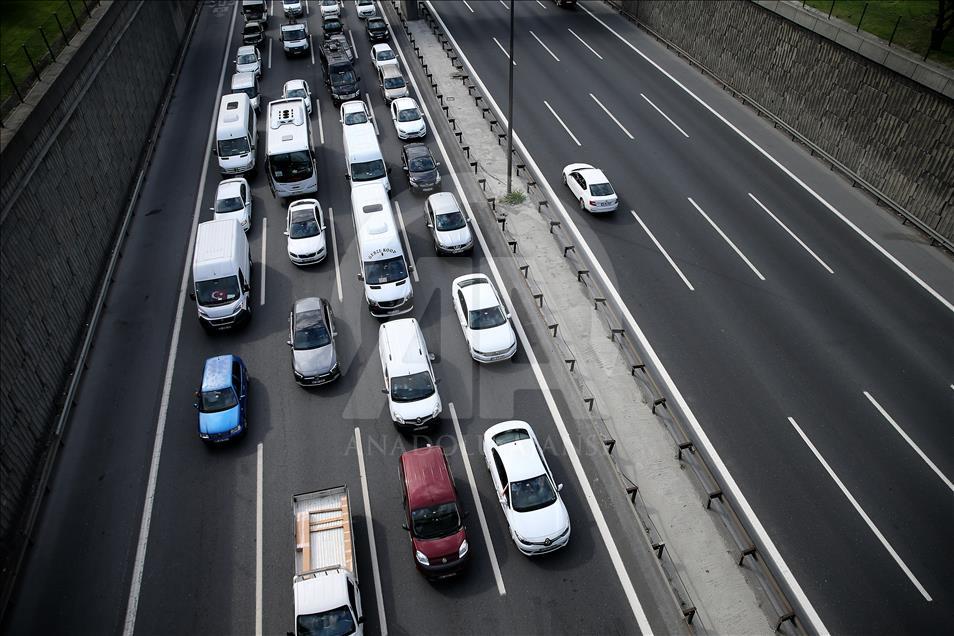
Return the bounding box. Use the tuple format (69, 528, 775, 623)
(452, 274, 516, 362)
(483, 421, 570, 555)
(390, 97, 426, 140)
(285, 199, 327, 266)
(212, 178, 251, 231)
(561, 163, 618, 213)
(235, 45, 261, 77)
(282, 79, 312, 115)
(371, 43, 399, 72)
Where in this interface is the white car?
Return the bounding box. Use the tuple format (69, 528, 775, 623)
(562, 163, 618, 213)
(340, 99, 372, 127)
(451, 274, 517, 362)
(371, 43, 399, 72)
(355, 0, 376, 19)
(285, 199, 327, 265)
(212, 178, 252, 231)
(235, 45, 261, 77)
(483, 421, 570, 555)
(390, 97, 426, 140)
(283, 0, 303, 17)
(282, 79, 312, 115)
(425, 192, 473, 255)
(319, 0, 341, 18)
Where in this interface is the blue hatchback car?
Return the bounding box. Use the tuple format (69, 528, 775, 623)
(194, 355, 248, 443)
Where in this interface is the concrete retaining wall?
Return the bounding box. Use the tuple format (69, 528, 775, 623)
(610, 0, 954, 241)
(0, 0, 196, 572)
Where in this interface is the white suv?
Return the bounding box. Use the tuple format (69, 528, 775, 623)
(378, 318, 441, 432)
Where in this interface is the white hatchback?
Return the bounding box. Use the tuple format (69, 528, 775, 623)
(235, 45, 261, 77)
(319, 0, 340, 18)
(451, 274, 517, 363)
(371, 43, 399, 72)
(390, 97, 426, 140)
(285, 199, 327, 266)
(355, 0, 376, 19)
(562, 163, 618, 213)
(212, 178, 252, 231)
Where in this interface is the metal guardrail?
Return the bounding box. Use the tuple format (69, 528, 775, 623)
(398, 1, 809, 633)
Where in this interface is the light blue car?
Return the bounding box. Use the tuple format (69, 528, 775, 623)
(194, 355, 248, 443)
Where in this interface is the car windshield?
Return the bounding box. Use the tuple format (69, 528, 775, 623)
(285, 27, 306, 41)
(237, 53, 257, 65)
(376, 50, 395, 61)
(270, 151, 313, 183)
(195, 275, 241, 307)
(412, 502, 460, 540)
(369, 19, 385, 29)
(383, 76, 405, 89)
(321, 0, 336, 5)
(435, 211, 466, 232)
(510, 474, 558, 513)
(294, 309, 331, 350)
(351, 159, 386, 182)
(287, 88, 307, 99)
(344, 110, 368, 125)
(391, 371, 435, 403)
(331, 69, 356, 85)
(297, 606, 356, 636)
(468, 305, 506, 330)
(214, 195, 244, 214)
(363, 255, 407, 284)
(218, 137, 250, 157)
(324, 20, 341, 30)
(408, 155, 434, 172)
(200, 387, 238, 413)
(589, 182, 614, 196)
(397, 108, 420, 123)
(289, 208, 320, 239)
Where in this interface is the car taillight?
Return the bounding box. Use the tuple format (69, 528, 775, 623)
(589, 200, 597, 206)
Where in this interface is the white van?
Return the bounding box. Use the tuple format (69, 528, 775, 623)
(266, 98, 318, 199)
(378, 318, 442, 431)
(352, 183, 413, 317)
(216, 93, 257, 175)
(190, 219, 252, 330)
(230, 72, 260, 111)
(343, 120, 390, 192)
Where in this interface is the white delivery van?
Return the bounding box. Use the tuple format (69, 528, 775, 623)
(266, 98, 318, 199)
(351, 183, 413, 317)
(378, 318, 442, 431)
(190, 219, 253, 330)
(230, 72, 260, 111)
(343, 120, 390, 192)
(216, 93, 257, 175)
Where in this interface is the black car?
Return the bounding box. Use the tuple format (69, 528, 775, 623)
(324, 52, 360, 104)
(243, 21, 264, 45)
(401, 143, 441, 193)
(322, 15, 343, 37)
(367, 17, 389, 43)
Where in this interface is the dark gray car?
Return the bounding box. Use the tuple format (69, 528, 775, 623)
(288, 297, 340, 386)
(401, 143, 440, 194)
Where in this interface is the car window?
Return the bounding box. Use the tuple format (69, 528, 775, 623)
(397, 108, 421, 123)
(510, 474, 558, 513)
(240, 184, 247, 199)
(200, 387, 238, 413)
(457, 291, 467, 317)
(491, 449, 507, 486)
(346, 580, 357, 615)
(589, 182, 614, 196)
(289, 208, 321, 239)
(574, 173, 585, 188)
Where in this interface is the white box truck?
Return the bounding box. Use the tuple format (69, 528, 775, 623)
(351, 183, 413, 318)
(190, 219, 252, 330)
(292, 486, 365, 636)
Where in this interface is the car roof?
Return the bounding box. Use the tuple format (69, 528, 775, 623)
(216, 180, 243, 198)
(495, 433, 546, 483)
(284, 78, 306, 90)
(393, 97, 417, 109)
(379, 318, 428, 377)
(237, 45, 256, 55)
(403, 143, 429, 158)
(427, 192, 459, 215)
(294, 296, 323, 315)
(372, 43, 392, 53)
(579, 168, 609, 184)
(289, 199, 318, 216)
(459, 277, 499, 311)
(202, 355, 235, 391)
(402, 446, 456, 508)
(380, 65, 402, 78)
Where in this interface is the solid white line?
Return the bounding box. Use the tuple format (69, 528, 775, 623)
(498, 0, 509, 9)
(748, 193, 833, 274)
(354, 428, 389, 636)
(316, 98, 325, 145)
(529, 30, 560, 62)
(269, 0, 273, 17)
(568, 28, 603, 60)
(582, 3, 953, 316)
(688, 197, 765, 281)
(492, 37, 516, 65)
(864, 391, 954, 492)
(448, 403, 506, 595)
(543, 100, 581, 147)
(329, 206, 343, 302)
(260, 217, 267, 305)
(536, 0, 547, 8)
(310, 34, 316, 65)
(788, 417, 933, 601)
(123, 4, 238, 635)
(393, 201, 419, 282)
(364, 93, 379, 135)
(306, 0, 309, 15)
(385, 7, 652, 632)
(349, 29, 358, 60)
(631, 210, 694, 291)
(255, 442, 263, 636)
(462, 0, 475, 13)
(268, 38, 273, 69)
(589, 93, 633, 140)
(639, 92, 689, 138)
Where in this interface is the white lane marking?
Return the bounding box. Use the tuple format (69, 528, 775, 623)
(582, 4, 953, 316)
(631, 210, 694, 291)
(688, 197, 765, 281)
(349, 29, 358, 60)
(306, 0, 309, 15)
(310, 34, 316, 65)
(354, 428, 389, 636)
(255, 442, 263, 636)
(864, 391, 954, 492)
(316, 97, 325, 144)
(365, 93, 379, 135)
(639, 92, 689, 138)
(748, 193, 833, 274)
(498, 0, 509, 9)
(260, 217, 267, 305)
(448, 403, 506, 595)
(393, 200, 419, 282)
(269, 0, 273, 17)
(123, 4, 239, 635)
(951, 384, 954, 391)
(568, 27, 603, 60)
(543, 100, 581, 146)
(384, 7, 652, 632)
(268, 38, 273, 69)
(589, 93, 633, 140)
(536, 0, 547, 8)
(529, 30, 560, 62)
(788, 417, 933, 601)
(492, 37, 516, 65)
(462, 0, 475, 13)
(329, 206, 343, 302)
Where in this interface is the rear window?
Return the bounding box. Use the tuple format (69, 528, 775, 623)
(589, 182, 614, 196)
(493, 429, 530, 446)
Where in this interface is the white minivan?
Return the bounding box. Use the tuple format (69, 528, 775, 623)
(343, 120, 390, 192)
(378, 318, 442, 432)
(215, 93, 257, 175)
(190, 219, 252, 330)
(352, 183, 413, 317)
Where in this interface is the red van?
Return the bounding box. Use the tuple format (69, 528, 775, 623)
(399, 446, 469, 578)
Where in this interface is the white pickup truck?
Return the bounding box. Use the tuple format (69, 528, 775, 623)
(292, 486, 365, 636)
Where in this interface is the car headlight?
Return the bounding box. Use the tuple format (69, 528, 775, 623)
(415, 550, 429, 566)
(458, 540, 469, 559)
(512, 531, 528, 544)
(394, 413, 404, 425)
(432, 403, 441, 417)
(230, 423, 243, 434)
(199, 432, 210, 439)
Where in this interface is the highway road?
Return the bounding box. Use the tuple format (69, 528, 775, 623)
(2, 2, 686, 635)
(427, 1, 954, 635)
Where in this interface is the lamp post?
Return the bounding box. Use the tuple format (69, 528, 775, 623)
(506, 0, 515, 194)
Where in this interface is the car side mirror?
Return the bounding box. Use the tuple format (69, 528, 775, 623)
(345, 174, 351, 181)
(211, 146, 218, 156)
(434, 378, 442, 385)
(209, 206, 214, 212)
(188, 291, 196, 301)
(408, 264, 415, 272)
(401, 522, 409, 531)
(402, 165, 408, 171)
(242, 284, 250, 293)
(321, 224, 327, 231)
(425, 222, 433, 228)
(283, 230, 289, 236)
(557, 483, 564, 491)
(357, 617, 365, 625)
(286, 340, 293, 347)
(357, 273, 364, 281)
(506, 313, 511, 319)
(381, 388, 388, 394)
(387, 165, 392, 174)
(428, 352, 437, 362)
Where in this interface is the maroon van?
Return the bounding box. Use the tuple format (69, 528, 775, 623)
(399, 446, 469, 578)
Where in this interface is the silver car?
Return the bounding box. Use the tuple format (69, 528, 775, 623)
(379, 65, 409, 102)
(425, 192, 474, 254)
(288, 297, 340, 386)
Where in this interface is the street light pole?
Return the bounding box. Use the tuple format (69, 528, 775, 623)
(506, 0, 515, 194)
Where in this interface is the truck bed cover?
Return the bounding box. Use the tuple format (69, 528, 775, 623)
(293, 486, 354, 577)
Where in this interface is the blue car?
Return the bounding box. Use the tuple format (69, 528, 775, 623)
(194, 355, 248, 443)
